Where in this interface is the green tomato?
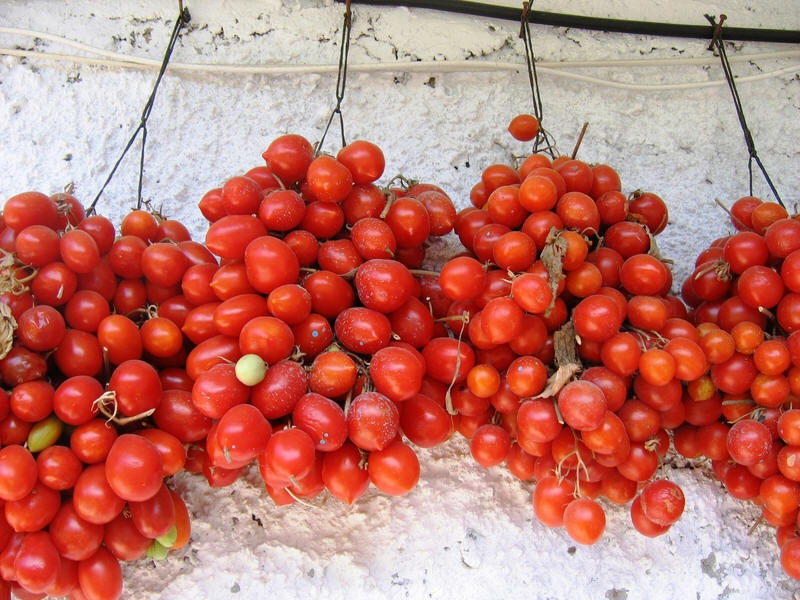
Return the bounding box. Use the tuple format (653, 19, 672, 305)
(235, 353, 267, 386)
(146, 539, 169, 560)
(156, 525, 178, 548)
(27, 414, 63, 452)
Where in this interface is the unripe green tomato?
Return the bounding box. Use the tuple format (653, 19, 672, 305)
(235, 353, 267, 386)
(156, 525, 178, 548)
(146, 539, 169, 560)
(27, 414, 64, 452)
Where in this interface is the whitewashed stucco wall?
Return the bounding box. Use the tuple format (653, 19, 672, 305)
(1, 1, 799, 599)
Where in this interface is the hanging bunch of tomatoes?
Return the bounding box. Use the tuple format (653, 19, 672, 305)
(674, 196, 800, 579)
(0, 191, 196, 600)
(0, 131, 464, 599)
(189, 133, 460, 503)
(2, 113, 799, 599)
(434, 114, 698, 545)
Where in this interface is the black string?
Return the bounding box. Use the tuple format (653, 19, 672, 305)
(520, 2, 557, 157)
(88, 7, 190, 215)
(317, 2, 353, 154)
(705, 14, 783, 207)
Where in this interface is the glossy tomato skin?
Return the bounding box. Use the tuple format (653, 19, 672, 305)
(337, 140, 385, 184)
(347, 392, 400, 452)
(49, 502, 104, 561)
(77, 547, 123, 600)
(14, 530, 60, 594)
(368, 440, 420, 496)
(292, 393, 347, 452)
(104, 434, 163, 503)
(262, 134, 314, 185)
(72, 464, 125, 525)
(244, 235, 300, 295)
(321, 441, 370, 504)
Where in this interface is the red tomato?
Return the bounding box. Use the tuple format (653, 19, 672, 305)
(104, 434, 163, 502)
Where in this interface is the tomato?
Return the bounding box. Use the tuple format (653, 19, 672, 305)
(368, 346, 425, 403)
(244, 235, 300, 295)
(384, 197, 430, 247)
(0, 445, 36, 501)
(422, 337, 475, 385)
(556, 380, 607, 432)
(102, 511, 151, 562)
(168, 489, 191, 550)
(619, 253, 669, 296)
(58, 229, 100, 275)
(72, 464, 125, 525)
(3, 191, 58, 231)
(630, 494, 670, 537)
(507, 113, 539, 141)
(336, 140, 385, 184)
(469, 424, 511, 467)
(216, 403, 272, 463)
(190, 362, 248, 419)
(52, 329, 103, 378)
(129, 482, 175, 539)
(4, 478, 59, 533)
(14, 531, 60, 594)
(261, 427, 316, 482)
(354, 259, 415, 313)
(321, 441, 370, 504)
(14, 224, 59, 267)
(185, 334, 241, 380)
(104, 434, 163, 502)
(563, 498, 606, 545)
(367, 440, 420, 496)
(628, 191, 668, 234)
(139, 242, 188, 288)
(257, 189, 306, 232)
(399, 393, 451, 448)
(639, 479, 685, 526)
(205, 215, 267, 260)
(36, 445, 82, 490)
(262, 134, 313, 185)
(64, 422, 115, 467)
(77, 547, 122, 600)
(727, 419, 771, 466)
(573, 294, 623, 343)
(334, 307, 392, 355)
(248, 359, 306, 420)
(150, 390, 208, 445)
(49, 502, 104, 561)
(140, 316, 183, 358)
(138, 429, 186, 476)
(292, 393, 347, 453)
(347, 392, 400, 452)
(533, 475, 575, 527)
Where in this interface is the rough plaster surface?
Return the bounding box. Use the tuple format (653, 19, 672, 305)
(1, 1, 799, 598)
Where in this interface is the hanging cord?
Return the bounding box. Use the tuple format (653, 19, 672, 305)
(520, 2, 558, 157)
(317, 0, 353, 154)
(87, 5, 190, 215)
(706, 14, 783, 207)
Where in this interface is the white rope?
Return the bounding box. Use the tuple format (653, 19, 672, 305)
(1, 26, 798, 91)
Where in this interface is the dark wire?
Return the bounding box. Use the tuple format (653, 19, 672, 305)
(317, 2, 353, 154)
(88, 7, 190, 215)
(520, 3, 557, 158)
(706, 14, 784, 207)
(343, 1, 800, 43)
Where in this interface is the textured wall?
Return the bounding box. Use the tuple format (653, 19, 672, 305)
(1, 1, 799, 598)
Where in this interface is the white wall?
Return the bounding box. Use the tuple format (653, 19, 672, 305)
(1, 1, 799, 598)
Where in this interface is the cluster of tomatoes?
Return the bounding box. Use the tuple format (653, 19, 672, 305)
(0, 191, 196, 600)
(433, 129, 698, 545)
(187, 133, 462, 504)
(2, 116, 799, 597)
(675, 196, 800, 579)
